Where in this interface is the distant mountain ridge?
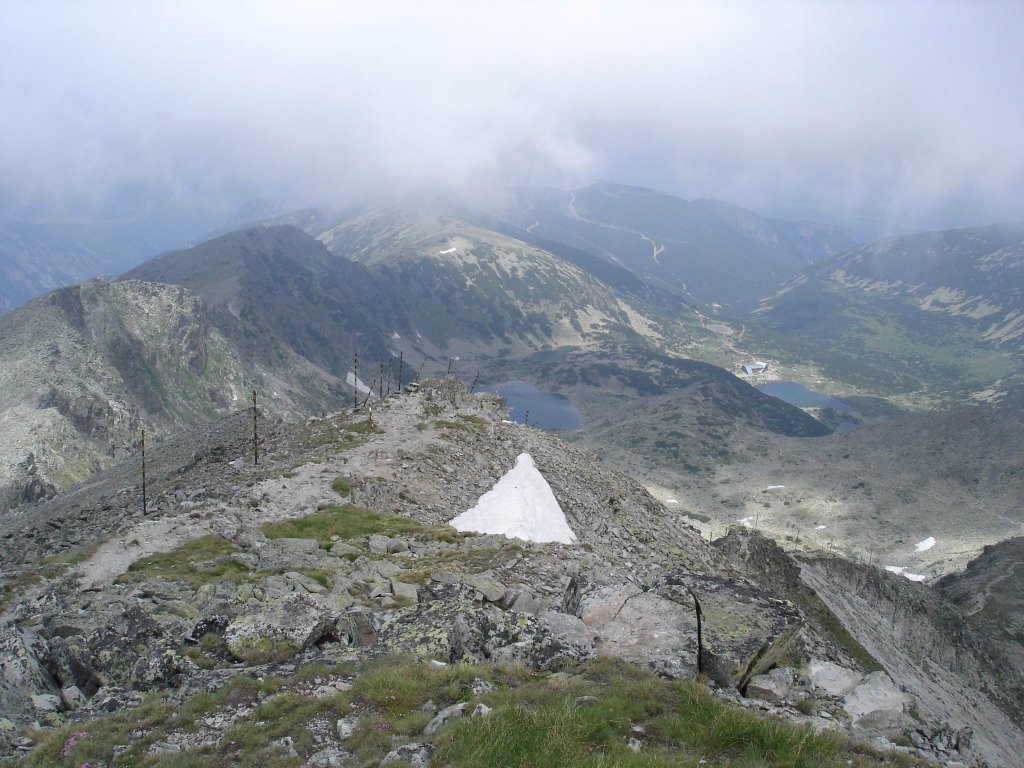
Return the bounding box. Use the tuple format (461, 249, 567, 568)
(498, 182, 858, 309)
(750, 223, 1024, 399)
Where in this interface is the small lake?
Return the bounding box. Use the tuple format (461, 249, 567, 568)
(758, 381, 853, 411)
(488, 381, 582, 430)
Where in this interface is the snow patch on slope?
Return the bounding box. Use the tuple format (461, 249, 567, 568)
(450, 453, 577, 544)
(914, 536, 936, 552)
(884, 565, 928, 582)
(346, 372, 372, 395)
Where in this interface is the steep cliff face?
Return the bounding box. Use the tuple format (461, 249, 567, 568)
(796, 552, 1024, 767)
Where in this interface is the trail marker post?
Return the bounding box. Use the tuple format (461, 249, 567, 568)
(397, 352, 404, 391)
(252, 390, 259, 466)
(353, 353, 359, 410)
(141, 429, 147, 515)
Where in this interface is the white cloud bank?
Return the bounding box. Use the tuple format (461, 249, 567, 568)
(1, 1, 1022, 233)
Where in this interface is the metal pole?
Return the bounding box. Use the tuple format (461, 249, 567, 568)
(398, 352, 404, 391)
(470, 371, 480, 393)
(446, 359, 453, 376)
(379, 360, 384, 399)
(141, 429, 147, 515)
(353, 352, 359, 410)
(253, 390, 259, 466)
(694, 592, 704, 675)
(387, 358, 393, 397)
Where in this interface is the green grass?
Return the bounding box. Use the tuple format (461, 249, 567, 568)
(118, 535, 254, 589)
(118, 537, 337, 591)
(24, 655, 913, 768)
(435, 419, 473, 431)
(433, 657, 908, 768)
(294, 416, 379, 457)
(230, 636, 300, 666)
(330, 476, 351, 496)
(41, 537, 108, 567)
(0, 570, 43, 612)
(399, 543, 521, 585)
(22, 675, 287, 768)
(260, 504, 459, 548)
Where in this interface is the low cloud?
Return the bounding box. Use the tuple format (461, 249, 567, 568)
(2, 1, 1022, 235)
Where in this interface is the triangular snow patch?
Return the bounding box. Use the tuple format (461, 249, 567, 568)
(450, 453, 577, 544)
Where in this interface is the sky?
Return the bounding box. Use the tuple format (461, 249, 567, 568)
(2, 1, 1023, 236)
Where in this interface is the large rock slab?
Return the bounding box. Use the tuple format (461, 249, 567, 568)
(844, 671, 907, 721)
(808, 660, 862, 697)
(253, 538, 334, 571)
(563, 572, 802, 688)
(566, 582, 695, 678)
(745, 667, 793, 702)
(224, 594, 338, 660)
(374, 582, 592, 670)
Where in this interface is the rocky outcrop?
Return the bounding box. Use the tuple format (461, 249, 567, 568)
(563, 571, 802, 688)
(223, 594, 339, 661)
(0, 453, 57, 511)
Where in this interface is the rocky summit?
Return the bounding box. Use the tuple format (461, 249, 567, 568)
(0, 378, 1018, 766)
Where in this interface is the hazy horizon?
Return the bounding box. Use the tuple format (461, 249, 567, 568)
(2, 1, 1023, 238)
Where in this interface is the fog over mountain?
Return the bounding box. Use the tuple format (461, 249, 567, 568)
(2, 1, 1022, 237)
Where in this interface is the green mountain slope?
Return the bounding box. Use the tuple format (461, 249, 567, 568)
(313, 206, 667, 355)
(749, 223, 1024, 401)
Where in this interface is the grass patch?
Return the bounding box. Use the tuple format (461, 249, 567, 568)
(231, 636, 300, 665)
(118, 535, 255, 589)
(23, 655, 911, 768)
(351, 656, 532, 716)
(260, 505, 459, 548)
(434, 419, 473, 431)
(41, 537, 108, 567)
(22, 674, 286, 768)
(0, 570, 43, 612)
(293, 416, 379, 459)
(434, 657, 910, 768)
(180, 633, 232, 670)
(399, 543, 521, 585)
(331, 476, 351, 496)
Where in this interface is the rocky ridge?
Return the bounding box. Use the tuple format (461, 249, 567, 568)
(0, 378, 1011, 766)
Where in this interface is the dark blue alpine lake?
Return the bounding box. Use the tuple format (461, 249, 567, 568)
(488, 381, 582, 430)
